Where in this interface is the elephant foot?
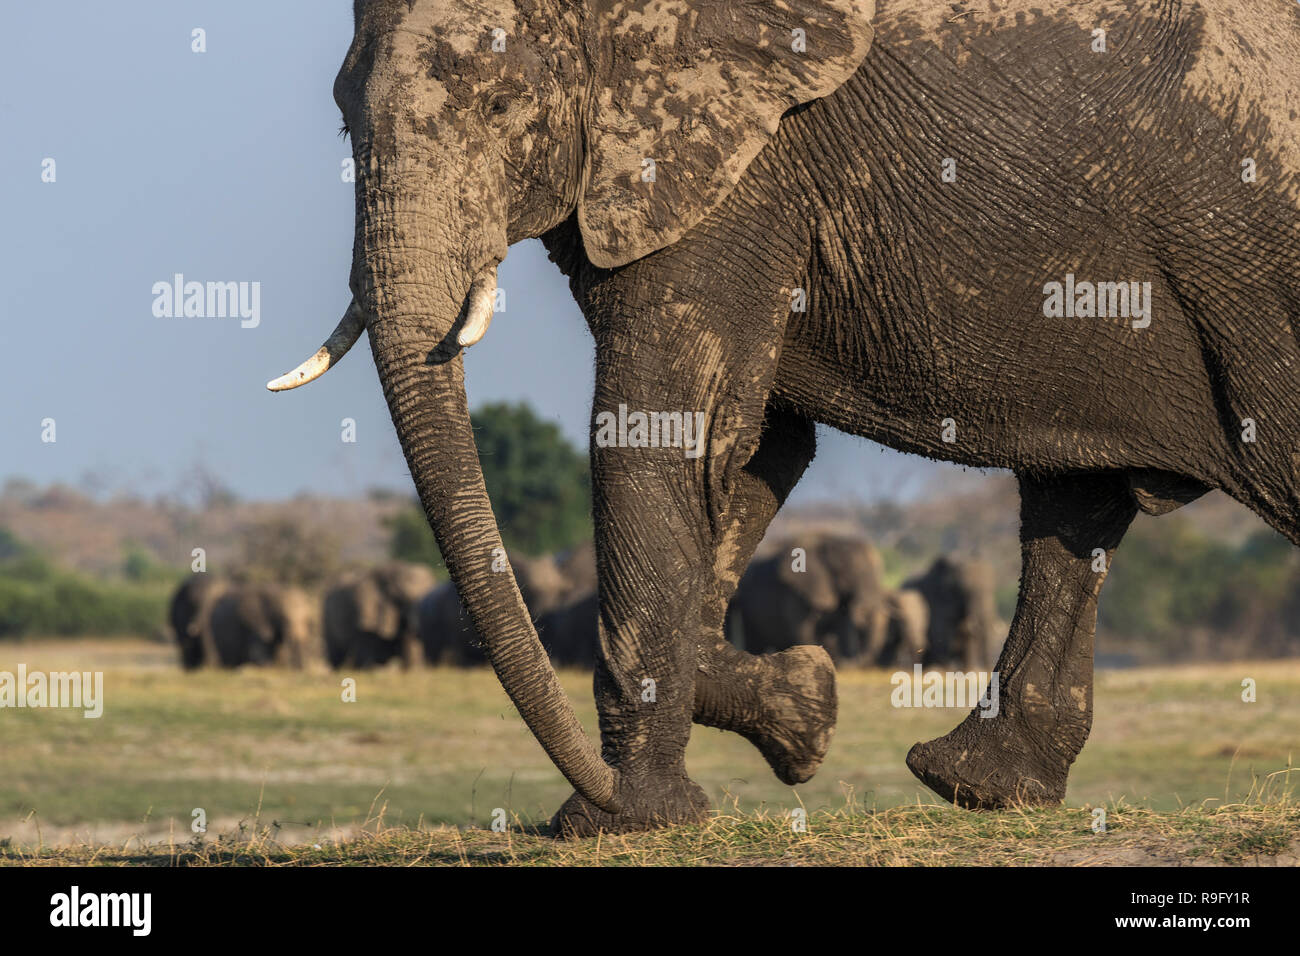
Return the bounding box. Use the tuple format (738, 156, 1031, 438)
(906, 708, 1077, 809)
(742, 644, 838, 785)
(550, 771, 710, 839)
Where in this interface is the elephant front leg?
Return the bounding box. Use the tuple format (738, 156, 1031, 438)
(549, 446, 714, 836)
(691, 404, 839, 785)
(907, 472, 1137, 808)
(551, 248, 810, 836)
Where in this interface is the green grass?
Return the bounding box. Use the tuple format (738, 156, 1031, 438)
(0, 639, 1297, 865)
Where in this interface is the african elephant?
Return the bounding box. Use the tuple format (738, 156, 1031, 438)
(537, 590, 598, 669)
(727, 541, 838, 655)
(870, 588, 929, 669)
(905, 557, 999, 672)
(418, 552, 571, 665)
(554, 539, 597, 600)
(725, 536, 886, 663)
(210, 583, 320, 669)
(530, 541, 601, 667)
(269, 0, 1300, 831)
(323, 562, 438, 669)
(169, 574, 229, 670)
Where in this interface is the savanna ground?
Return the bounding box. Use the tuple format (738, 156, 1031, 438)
(0, 639, 1296, 865)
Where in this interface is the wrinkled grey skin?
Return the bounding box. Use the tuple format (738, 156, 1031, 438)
(210, 583, 319, 669)
(905, 558, 1000, 672)
(419, 553, 572, 665)
(324, 562, 437, 669)
(284, 0, 1300, 832)
(169, 574, 229, 670)
(726, 536, 886, 662)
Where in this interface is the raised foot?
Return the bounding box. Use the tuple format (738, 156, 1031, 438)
(906, 710, 1072, 810)
(743, 644, 838, 785)
(550, 772, 710, 839)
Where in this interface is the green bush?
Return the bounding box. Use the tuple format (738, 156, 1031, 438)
(388, 401, 592, 565)
(1098, 516, 1299, 657)
(0, 531, 171, 638)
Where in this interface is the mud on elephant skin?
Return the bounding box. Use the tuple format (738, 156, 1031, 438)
(269, 0, 1300, 830)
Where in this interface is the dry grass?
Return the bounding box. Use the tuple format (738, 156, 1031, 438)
(5, 795, 1297, 866)
(1, 640, 1297, 865)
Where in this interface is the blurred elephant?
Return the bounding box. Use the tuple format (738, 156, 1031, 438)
(867, 588, 929, 668)
(555, 539, 597, 600)
(169, 574, 229, 670)
(726, 536, 887, 663)
(323, 562, 438, 669)
(419, 554, 571, 666)
(538, 591, 598, 669)
(905, 557, 999, 671)
(210, 583, 319, 669)
(818, 535, 889, 660)
(533, 540, 599, 668)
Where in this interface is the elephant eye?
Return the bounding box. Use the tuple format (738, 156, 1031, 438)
(485, 91, 521, 121)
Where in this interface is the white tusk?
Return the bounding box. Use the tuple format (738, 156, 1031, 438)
(266, 300, 366, 391)
(456, 266, 498, 347)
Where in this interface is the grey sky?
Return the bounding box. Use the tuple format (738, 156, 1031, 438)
(3, 1, 974, 505)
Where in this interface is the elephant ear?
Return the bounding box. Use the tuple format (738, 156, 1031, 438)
(578, 0, 875, 269)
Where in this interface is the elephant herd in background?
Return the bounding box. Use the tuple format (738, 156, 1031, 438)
(169, 535, 998, 674)
(169, 575, 319, 670)
(728, 538, 998, 671)
(419, 541, 599, 668)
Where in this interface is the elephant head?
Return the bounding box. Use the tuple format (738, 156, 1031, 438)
(512, 554, 572, 619)
(778, 544, 841, 620)
(211, 583, 317, 668)
(882, 587, 928, 667)
(816, 536, 887, 658)
(267, 0, 874, 813)
(354, 573, 402, 637)
(555, 540, 597, 604)
(271, 586, 321, 669)
(907, 556, 999, 671)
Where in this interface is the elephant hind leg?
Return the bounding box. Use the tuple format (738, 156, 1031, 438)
(693, 403, 839, 784)
(907, 471, 1137, 809)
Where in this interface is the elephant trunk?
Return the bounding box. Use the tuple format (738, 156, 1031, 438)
(363, 258, 620, 814)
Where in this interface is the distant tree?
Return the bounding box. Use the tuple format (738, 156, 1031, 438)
(0, 527, 25, 562)
(179, 463, 239, 510)
(386, 506, 444, 569)
(121, 543, 174, 584)
(474, 403, 592, 556)
(237, 516, 341, 588)
(386, 402, 592, 564)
